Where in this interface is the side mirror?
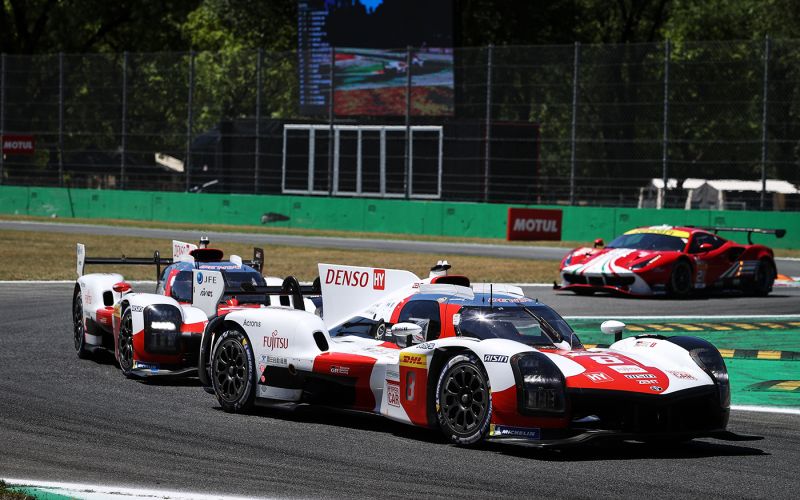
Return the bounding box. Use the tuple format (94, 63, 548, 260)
(601, 320, 626, 343)
(112, 282, 132, 294)
(391, 322, 424, 347)
(594, 238, 604, 248)
(699, 242, 713, 251)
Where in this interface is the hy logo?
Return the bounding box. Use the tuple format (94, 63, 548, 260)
(196, 272, 203, 284)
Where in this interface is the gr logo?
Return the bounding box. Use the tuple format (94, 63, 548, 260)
(373, 269, 386, 290)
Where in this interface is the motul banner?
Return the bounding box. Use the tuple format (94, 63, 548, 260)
(2, 135, 35, 155)
(506, 208, 563, 241)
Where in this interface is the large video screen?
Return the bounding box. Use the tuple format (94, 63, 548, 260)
(298, 0, 454, 116)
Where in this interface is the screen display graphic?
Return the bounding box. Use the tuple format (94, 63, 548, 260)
(298, 0, 454, 116)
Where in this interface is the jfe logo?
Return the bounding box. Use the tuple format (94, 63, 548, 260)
(373, 269, 386, 290)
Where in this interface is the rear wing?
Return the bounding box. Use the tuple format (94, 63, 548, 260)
(77, 243, 173, 282)
(690, 226, 786, 244)
(191, 270, 319, 317)
(77, 241, 265, 282)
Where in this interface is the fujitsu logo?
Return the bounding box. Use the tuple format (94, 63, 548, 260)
(262, 330, 288, 350)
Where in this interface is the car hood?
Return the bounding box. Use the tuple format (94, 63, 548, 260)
(563, 247, 679, 274)
(543, 348, 710, 395)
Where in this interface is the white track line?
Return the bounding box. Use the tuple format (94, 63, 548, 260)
(1, 479, 261, 500)
(731, 405, 800, 416)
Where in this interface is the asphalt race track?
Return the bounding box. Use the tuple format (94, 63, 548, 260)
(2, 220, 799, 277)
(1, 283, 799, 498)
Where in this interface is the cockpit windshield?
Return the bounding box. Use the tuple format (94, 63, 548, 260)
(456, 305, 581, 349)
(607, 233, 686, 252)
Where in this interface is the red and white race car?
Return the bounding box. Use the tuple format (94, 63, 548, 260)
(559, 225, 784, 297)
(197, 262, 753, 447)
(73, 238, 316, 378)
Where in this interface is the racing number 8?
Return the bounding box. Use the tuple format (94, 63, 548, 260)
(590, 355, 624, 365)
(406, 371, 416, 401)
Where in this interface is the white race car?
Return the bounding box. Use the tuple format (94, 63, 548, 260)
(196, 262, 756, 447)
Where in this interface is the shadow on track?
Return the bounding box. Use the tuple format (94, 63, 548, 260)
(210, 403, 766, 460)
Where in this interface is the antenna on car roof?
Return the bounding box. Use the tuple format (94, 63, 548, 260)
(489, 283, 493, 310)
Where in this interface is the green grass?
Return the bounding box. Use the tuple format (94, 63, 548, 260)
(0, 228, 561, 283)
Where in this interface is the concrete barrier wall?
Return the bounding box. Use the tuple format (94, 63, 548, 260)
(1, 186, 797, 248)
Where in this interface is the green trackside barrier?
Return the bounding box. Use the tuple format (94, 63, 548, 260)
(1, 186, 799, 249)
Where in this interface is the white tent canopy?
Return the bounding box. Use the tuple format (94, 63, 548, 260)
(641, 178, 799, 209)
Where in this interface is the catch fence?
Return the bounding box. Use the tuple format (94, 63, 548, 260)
(1, 39, 799, 210)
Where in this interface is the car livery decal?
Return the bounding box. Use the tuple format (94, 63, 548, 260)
(554, 351, 670, 393)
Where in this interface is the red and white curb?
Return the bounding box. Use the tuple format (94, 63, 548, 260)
(2, 479, 262, 500)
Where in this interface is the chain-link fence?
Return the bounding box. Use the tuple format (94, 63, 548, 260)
(1, 40, 799, 210)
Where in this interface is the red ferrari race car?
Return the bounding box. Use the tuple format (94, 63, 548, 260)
(558, 225, 785, 297)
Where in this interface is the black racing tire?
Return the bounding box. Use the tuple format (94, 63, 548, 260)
(435, 353, 492, 445)
(72, 291, 91, 359)
(118, 308, 135, 377)
(668, 260, 693, 298)
(211, 329, 256, 412)
(749, 258, 775, 297)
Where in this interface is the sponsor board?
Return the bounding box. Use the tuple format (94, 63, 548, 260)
(262, 330, 289, 350)
(400, 353, 427, 369)
(2, 134, 35, 155)
(484, 354, 509, 363)
(610, 365, 648, 374)
(668, 370, 697, 380)
(584, 372, 614, 383)
(386, 380, 401, 407)
(490, 425, 541, 440)
(506, 208, 563, 241)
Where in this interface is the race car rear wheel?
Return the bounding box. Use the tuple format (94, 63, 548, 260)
(749, 259, 775, 296)
(435, 354, 492, 445)
(668, 260, 693, 298)
(211, 329, 256, 412)
(72, 292, 91, 359)
(118, 309, 135, 377)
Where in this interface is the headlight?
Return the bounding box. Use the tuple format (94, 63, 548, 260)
(668, 336, 730, 409)
(144, 304, 182, 354)
(512, 352, 566, 415)
(690, 347, 730, 408)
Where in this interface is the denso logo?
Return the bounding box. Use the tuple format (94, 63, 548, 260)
(325, 268, 386, 290)
(262, 330, 288, 350)
(512, 218, 559, 233)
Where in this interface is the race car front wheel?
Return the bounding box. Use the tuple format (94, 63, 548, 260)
(435, 354, 492, 445)
(211, 329, 256, 412)
(118, 309, 135, 377)
(669, 260, 693, 298)
(72, 292, 91, 359)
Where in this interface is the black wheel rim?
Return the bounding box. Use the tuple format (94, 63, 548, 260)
(119, 312, 134, 371)
(73, 295, 84, 351)
(440, 364, 488, 435)
(214, 338, 249, 403)
(673, 264, 691, 292)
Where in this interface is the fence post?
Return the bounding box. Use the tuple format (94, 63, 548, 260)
(404, 46, 412, 199)
(569, 42, 580, 206)
(328, 46, 335, 195)
(661, 40, 670, 209)
(185, 51, 195, 192)
(760, 35, 770, 210)
(483, 44, 493, 203)
(120, 51, 128, 190)
(58, 52, 64, 188)
(254, 48, 263, 194)
(0, 53, 5, 185)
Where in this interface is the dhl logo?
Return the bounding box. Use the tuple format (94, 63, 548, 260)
(400, 353, 427, 369)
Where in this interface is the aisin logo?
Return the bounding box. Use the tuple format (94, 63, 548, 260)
(196, 272, 203, 284)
